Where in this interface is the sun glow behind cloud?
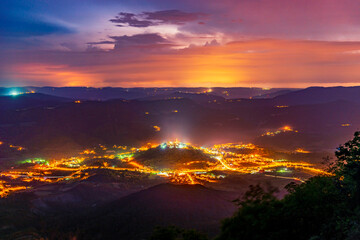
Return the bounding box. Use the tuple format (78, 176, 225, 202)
(5, 39, 360, 88)
(3, 0, 360, 87)
(2, 39, 360, 87)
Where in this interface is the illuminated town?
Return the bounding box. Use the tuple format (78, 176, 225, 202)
(0, 139, 330, 197)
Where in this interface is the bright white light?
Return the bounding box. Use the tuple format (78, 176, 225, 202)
(9, 91, 20, 96)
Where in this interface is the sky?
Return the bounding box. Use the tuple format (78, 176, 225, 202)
(2, 0, 360, 88)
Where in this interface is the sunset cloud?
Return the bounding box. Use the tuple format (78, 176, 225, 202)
(110, 12, 154, 28)
(110, 33, 168, 47)
(143, 10, 207, 25)
(3, 39, 360, 87)
(2, 0, 360, 87)
(109, 10, 206, 28)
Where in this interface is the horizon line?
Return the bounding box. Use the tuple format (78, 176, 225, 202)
(2, 85, 360, 89)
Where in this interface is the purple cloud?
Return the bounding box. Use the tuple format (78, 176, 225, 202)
(110, 33, 166, 44)
(109, 12, 154, 27)
(109, 33, 170, 50)
(110, 10, 206, 28)
(143, 10, 207, 25)
(87, 40, 115, 45)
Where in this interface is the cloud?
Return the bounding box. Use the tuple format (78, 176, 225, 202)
(143, 10, 207, 25)
(109, 12, 154, 27)
(85, 33, 176, 51)
(109, 33, 173, 50)
(4, 0, 360, 88)
(109, 10, 206, 28)
(4, 39, 360, 87)
(110, 33, 166, 45)
(204, 39, 219, 46)
(87, 40, 115, 45)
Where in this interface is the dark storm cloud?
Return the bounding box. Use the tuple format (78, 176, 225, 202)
(109, 10, 206, 27)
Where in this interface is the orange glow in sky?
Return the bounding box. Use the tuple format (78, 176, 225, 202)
(5, 39, 360, 88)
(3, 0, 360, 87)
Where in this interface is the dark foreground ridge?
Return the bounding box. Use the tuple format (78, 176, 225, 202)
(75, 183, 237, 239)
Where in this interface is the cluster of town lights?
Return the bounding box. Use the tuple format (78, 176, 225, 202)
(0, 140, 330, 197)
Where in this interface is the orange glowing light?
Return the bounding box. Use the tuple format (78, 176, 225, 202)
(295, 148, 311, 153)
(283, 126, 292, 131)
(0, 140, 331, 197)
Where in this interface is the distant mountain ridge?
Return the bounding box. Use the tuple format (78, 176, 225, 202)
(0, 86, 296, 100)
(273, 86, 360, 105)
(3, 86, 360, 105)
(137, 91, 226, 104)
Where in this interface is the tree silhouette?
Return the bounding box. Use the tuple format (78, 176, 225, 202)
(216, 131, 360, 240)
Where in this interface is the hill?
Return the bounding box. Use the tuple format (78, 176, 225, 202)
(138, 92, 225, 104)
(0, 93, 70, 111)
(0, 87, 296, 101)
(1, 86, 360, 153)
(134, 146, 216, 170)
(0, 98, 241, 153)
(75, 183, 237, 239)
(273, 86, 360, 105)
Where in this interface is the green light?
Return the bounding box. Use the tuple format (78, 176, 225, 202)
(21, 159, 33, 164)
(277, 167, 292, 173)
(19, 158, 48, 165)
(117, 153, 134, 160)
(10, 91, 20, 96)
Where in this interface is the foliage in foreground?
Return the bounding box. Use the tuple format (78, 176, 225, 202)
(150, 226, 208, 240)
(215, 131, 360, 240)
